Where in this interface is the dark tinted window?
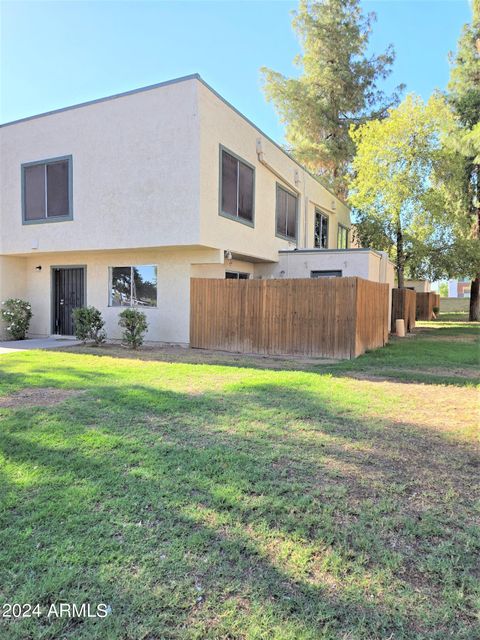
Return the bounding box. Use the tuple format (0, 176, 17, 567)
(238, 162, 254, 221)
(220, 149, 254, 223)
(24, 164, 46, 221)
(276, 185, 297, 240)
(47, 161, 69, 217)
(23, 157, 71, 222)
(221, 151, 237, 217)
(311, 270, 342, 278)
(314, 211, 329, 248)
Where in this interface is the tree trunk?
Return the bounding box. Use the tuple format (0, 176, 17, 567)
(396, 226, 405, 289)
(470, 202, 480, 321)
(469, 276, 480, 321)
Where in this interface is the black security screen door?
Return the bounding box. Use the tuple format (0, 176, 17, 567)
(53, 267, 85, 335)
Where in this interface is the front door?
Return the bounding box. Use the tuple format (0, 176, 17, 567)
(53, 267, 85, 335)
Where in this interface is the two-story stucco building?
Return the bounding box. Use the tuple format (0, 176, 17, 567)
(0, 74, 392, 343)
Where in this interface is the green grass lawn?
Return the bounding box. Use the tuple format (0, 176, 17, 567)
(0, 321, 478, 639)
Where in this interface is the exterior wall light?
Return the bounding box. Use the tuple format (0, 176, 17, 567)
(35, 266, 42, 271)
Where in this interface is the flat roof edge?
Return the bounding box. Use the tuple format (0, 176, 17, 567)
(279, 248, 388, 258)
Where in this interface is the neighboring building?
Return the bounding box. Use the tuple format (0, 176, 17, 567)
(448, 278, 471, 298)
(0, 74, 392, 344)
(404, 279, 431, 293)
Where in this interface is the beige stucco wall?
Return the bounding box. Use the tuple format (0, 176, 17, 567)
(191, 259, 255, 279)
(197, 82, 351, 262)
(0, 80, 201, 256)
(0, 256, 28, 338)
(20, 247, 220, 343)
(404, 279, 431, 293)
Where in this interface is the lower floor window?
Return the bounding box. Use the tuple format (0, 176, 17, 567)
(311, 270, 342, 278)
(109, 265, 157, 307)
(225, 271, 250, 280)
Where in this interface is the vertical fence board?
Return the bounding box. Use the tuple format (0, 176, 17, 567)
(416, 292, 438, 320)
(391, 289, 416, 333)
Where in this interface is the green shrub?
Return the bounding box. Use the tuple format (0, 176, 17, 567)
(1, 299, 33, 340)
(72, 306, 106, 345)
(118, 308, 148, 349)
(433, 306, 440, 314)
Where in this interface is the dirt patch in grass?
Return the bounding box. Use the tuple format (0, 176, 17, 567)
(64, 343, 340, 369)
(0, 387, 83, 408)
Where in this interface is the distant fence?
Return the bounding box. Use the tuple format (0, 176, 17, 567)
(440, 297, 470, 313)
(190, 277, 389, 359)
(391, 288, 416, 333)
(416, 292, 440, 320)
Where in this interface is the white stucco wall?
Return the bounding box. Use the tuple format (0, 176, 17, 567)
(0, 79, 201, 256)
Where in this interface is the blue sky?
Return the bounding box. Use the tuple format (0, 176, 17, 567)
(0, 0, 471, 142)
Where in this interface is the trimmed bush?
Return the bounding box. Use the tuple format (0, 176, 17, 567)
(1, 299, 33, 340)
(118, 308, 148, 349)
(72, 306, 106, 345)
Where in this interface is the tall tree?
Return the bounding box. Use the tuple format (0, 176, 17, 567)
(261, 0, 404, 198)
(447, 0, 480, 320)
(348, 94, 457, 288)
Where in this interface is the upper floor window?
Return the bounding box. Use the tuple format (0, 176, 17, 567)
(337, 224, 349, 249)
(220, 147, 254, 225)
(276, 184, 297, 241)
(22, 156, 72, 224)
(314, 210, 329, 248)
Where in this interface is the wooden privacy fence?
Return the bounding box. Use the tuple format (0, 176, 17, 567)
(416, 292, 440, 320)
(391, 288, 416, 333)
(190, 277, 389, 359)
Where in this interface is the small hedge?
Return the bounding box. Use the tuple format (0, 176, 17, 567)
(72, 306, 106, 345)
(118, 309, 148, 349)
(1, 299, 33, 340)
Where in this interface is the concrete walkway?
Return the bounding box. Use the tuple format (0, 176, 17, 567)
(0, 337, 81, 354)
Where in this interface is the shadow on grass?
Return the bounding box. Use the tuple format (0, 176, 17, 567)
(0, 374, 478, 639)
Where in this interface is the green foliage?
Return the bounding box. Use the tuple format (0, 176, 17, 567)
(349, 94, 458, 285)
(0, 298, 32, 340)
(261, 0, 403, 197)
(72, 306, 106, 345)
(448, 0, 480, 128)
(439, 282, 449, 298)
(445, 0, 480, 319)
(118, 308, 148, 349)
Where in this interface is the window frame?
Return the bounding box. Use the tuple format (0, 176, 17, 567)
(21, 155, 73, 225)
(218, 145, 255, 228)
(225, 271, 250, 280)
(108, 265, 158, 308)
(337, 224, 349, 249)
(311, 270, 343, 278)
(275, 182, 298, 242)
(314, 208, 329, 249)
